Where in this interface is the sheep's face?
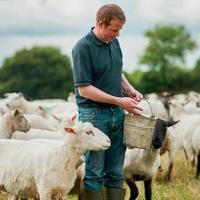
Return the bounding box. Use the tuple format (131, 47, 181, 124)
(65, 122, 111, 151)
(11, 109, 31, 132)
(152, 119, 178, 149)
(79, 122, 111, 151)
(6, 92, 24, 108)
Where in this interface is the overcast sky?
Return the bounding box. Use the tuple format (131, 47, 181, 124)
(0, 0, 200, 72)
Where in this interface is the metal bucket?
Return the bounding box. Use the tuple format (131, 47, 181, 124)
(123, 99, 157, 149)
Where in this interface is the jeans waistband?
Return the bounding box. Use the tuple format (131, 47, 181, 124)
(78, 104, 119, 110)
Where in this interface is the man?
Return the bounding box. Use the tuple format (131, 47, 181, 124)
(72, 4, 143, 200)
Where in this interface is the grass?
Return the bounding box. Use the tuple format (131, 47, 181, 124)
(0, 150, 199, 200)
(124, 149, 200, 200)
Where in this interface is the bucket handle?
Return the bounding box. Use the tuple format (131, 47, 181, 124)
(123, 90, 155, 119)
(142, 98, 155, 119)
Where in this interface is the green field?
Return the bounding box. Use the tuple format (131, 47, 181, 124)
(0, 149, 199, 200)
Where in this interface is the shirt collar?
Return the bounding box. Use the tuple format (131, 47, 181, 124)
(88, 27, 108, 46)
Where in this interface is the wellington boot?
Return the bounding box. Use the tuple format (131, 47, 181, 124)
(104, 187, 126, 200)
(83, 189, 103, 200)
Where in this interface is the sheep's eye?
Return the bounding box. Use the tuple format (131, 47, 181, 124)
(86, 131, 94, 136)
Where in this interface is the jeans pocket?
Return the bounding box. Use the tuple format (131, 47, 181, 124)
(79, 107, 98, 122)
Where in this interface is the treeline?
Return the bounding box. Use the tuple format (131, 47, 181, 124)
(126, 23, 200, 94)
(0, 46, 73, 99)
(125, 64, 200, 94)
(0, 24, 199, 99)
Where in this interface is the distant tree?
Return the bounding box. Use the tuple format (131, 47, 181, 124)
(194, 58, 200, 70)
(0, 46, 73, 99)
(191, 58, 200, 91)
(139, 24, 197, 84)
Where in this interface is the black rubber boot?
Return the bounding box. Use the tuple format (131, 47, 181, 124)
(104, 187, 126, 200)
(83, 189, 103, 200)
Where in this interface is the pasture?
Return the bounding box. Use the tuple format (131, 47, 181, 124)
(0, 92, 200, 199)
(0, 149, 199, 200)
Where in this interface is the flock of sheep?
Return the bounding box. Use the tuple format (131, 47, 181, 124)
(0, 91, 199, 200)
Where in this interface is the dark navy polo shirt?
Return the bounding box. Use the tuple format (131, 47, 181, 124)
(72, 29, 123, 107)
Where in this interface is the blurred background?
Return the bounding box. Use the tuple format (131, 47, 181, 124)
(0, 0, 200, 99)
(0, 1, 200, 200)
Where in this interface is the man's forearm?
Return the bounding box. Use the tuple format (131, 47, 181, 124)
(78, 85, 121, 105)
(121, 73, 133, 94)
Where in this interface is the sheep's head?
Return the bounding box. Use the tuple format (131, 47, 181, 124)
(64, 122, 111, 151)
(11, 109, 31, 133)
(6, 92, 25, 108)
(151, 119, 179, 149)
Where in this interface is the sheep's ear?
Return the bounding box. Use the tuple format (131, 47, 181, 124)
(13, 109, 20, 116)
(52, 114, 62, 122)
(71, 114, 77, 122)
(68, 114, 77, 126)
(4, 93, 10, 98)
(38, 105, 44, 111)
(64, 127, 76, 134)
(19, 92, 23, 97)
(167, 120, 179, 127)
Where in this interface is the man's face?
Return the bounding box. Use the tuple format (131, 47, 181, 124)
(98, 18, 123, 42)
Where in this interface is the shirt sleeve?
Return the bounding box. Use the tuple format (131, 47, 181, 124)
(72, 42, 92, 87)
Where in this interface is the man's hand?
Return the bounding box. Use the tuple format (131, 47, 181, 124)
(127, 88, 143, 102)
(118, 97, 143, 114)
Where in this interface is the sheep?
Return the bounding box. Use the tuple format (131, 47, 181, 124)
(159, 127, 176, 181)
(11, 114, 77, 141)
(138, 98, 175, 181)
(24, 114, 56, 131)
(0, 109, 31, 139)
(0, 122, 111, 200)
(139, 99, 168, 120)
(123, 119, 178, 200)
(5, 93, 44, 116)
(169, 99, 200, 165)
(192, 126, 200, 178)
(9, 115, 80, 200)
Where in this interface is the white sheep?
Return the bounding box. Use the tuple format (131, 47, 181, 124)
(0, 122, 111, 200)
(139, 99, 169, 120)
(123, 119, 178, 200)
(169, 99, 200, 165)
(5, 93, 44, 116)
(11, 114, 77, 141)
(0, 109, 31, 139)
(10, 114, 79, 200)
(159, 127, 176, 181)
(192, 126, 200, 178)
(24, 114, 56, 131)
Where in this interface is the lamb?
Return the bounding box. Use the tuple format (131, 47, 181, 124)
(123, 119, 178, 200)
(0, 109, 31, 139)
(0, 122, 111, 200)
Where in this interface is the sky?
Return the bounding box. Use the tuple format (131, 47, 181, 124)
(0, 0, 200, 72)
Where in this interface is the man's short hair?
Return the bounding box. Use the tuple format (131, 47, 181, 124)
(96, 4, 126, 26)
